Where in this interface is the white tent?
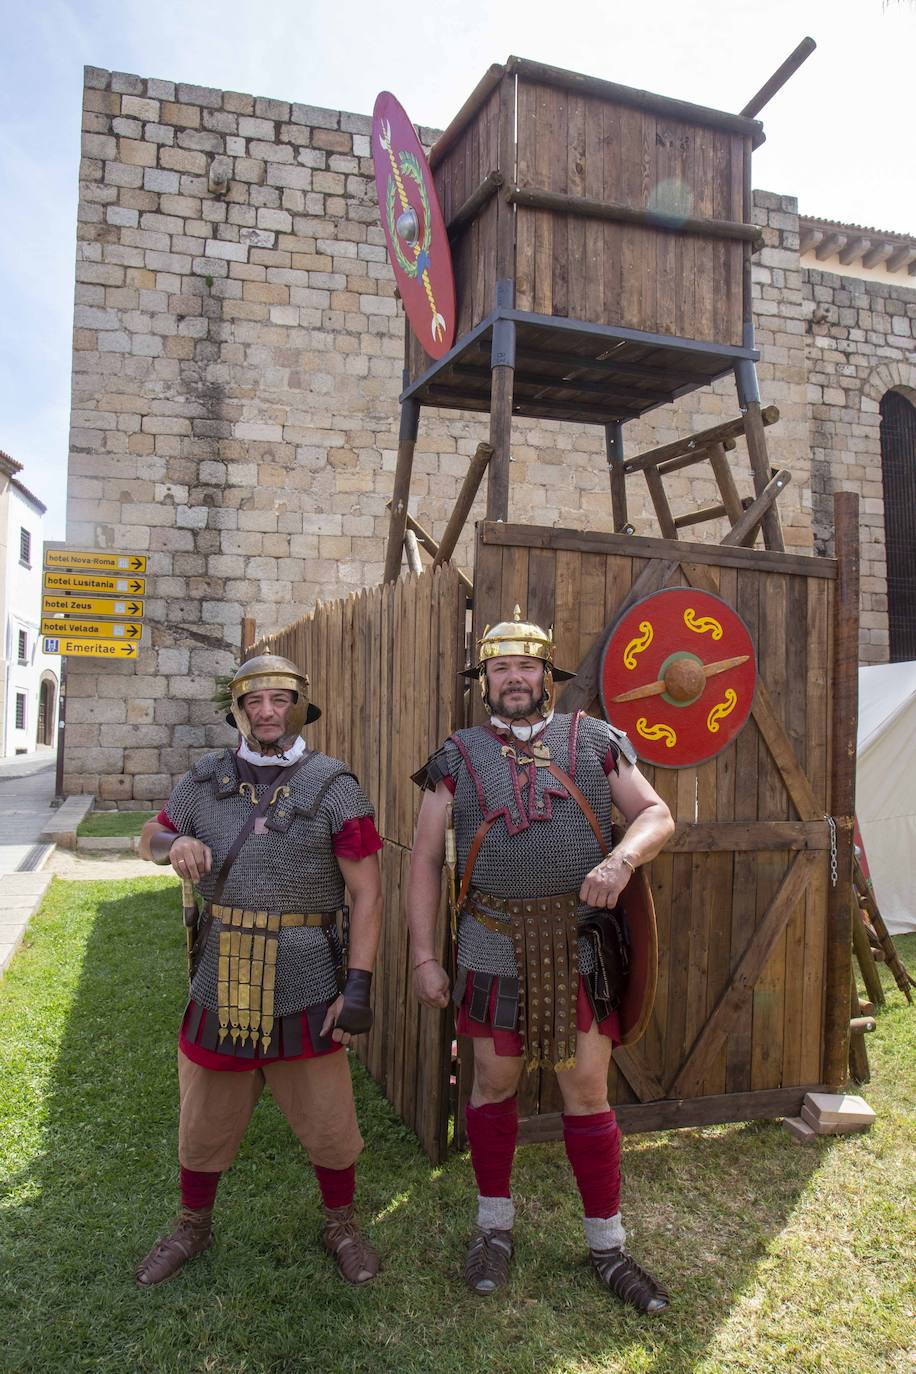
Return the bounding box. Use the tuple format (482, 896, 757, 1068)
(856, 661, 916, 935)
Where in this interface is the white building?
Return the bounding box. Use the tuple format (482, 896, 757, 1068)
(0, 451, 58, 757)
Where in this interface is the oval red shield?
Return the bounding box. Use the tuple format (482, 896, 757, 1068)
(372, 91, 456, 361)
(599, 588, 757, 768)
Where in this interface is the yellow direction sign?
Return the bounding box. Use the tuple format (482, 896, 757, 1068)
(45, 549, 147, 573)
(41, 618, 142, 640)
(42, 595, 144, 618)
(42, 636, 139, 660)
(43, 572, 146, 596)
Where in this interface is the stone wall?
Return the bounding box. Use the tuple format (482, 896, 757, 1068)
(65, 66, 912, 802)
(801, 268, 916, 662)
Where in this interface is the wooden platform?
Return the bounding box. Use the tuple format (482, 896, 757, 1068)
(402, 309, 758, 424)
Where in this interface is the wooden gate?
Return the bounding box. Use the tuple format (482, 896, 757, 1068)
(257, 564, 467, 1160)
(470, 517, 855, 1142)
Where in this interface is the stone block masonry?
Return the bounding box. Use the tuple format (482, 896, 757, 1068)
(66, 68, 913, 803)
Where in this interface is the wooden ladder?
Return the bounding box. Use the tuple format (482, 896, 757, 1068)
(609, 405, 788, 550)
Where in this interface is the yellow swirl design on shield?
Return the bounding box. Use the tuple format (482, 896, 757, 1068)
(684, 608, 723, 640)
(636, 717, 677, 748)
(707, 688, 738, 733)
(623, 620, 654, 669)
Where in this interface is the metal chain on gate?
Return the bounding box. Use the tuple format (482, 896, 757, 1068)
(825, 815, 838, 887)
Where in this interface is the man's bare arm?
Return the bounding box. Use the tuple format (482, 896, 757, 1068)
(579, 763, 674, 909)
(407, 784, 451, 1008)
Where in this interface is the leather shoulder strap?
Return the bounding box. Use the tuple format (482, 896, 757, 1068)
(507, 731, 611, 859)
(212, 750, 316, 904)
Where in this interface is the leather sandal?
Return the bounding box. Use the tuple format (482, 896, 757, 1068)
(135, 1207, 214, 1288)
(465, 1226, 514, 1295)
(321, 1204, 380, 1284)
(589, 1246, 669, 1314)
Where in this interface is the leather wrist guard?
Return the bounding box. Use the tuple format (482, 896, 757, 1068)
(149, 829, 178, 866)
(335, 968, 373, 1034)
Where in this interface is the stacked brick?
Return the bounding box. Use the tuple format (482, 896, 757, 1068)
(66, 67, 911, 802)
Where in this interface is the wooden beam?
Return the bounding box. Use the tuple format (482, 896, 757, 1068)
(505, 184, 762, 246)
(506, 55, 764, 142)
(383, 398, 420, 584)
(668, 851, 819, 1097)
(487, 360, 514, 522)
(433, 442, 493, 568)
(428, 64, 505, 170)
(673, 501, 730, 530)
(622, 408, 779, 476)
(668, 820, 830, 852)
(645, 467, 679, 539)
(852, 900, 885, 1009)
(708, 442, 745, 527)
(740, 36, 817, 118)
(606, 423, 628, 532)
(447, 172, 503, 239)
(720, 469, 791, 548)
(385, 502, 474, 593)
(611, 1046, 666, 1103)
(404, 529, 423, 575)
(823, 490, 860, 1089)
(748, 678, 821, 821)
(656, 437, 737, 477)
(741, 401, 785, 551)
(480, 522, 836, 579)
(517, 1085, 825, 1141)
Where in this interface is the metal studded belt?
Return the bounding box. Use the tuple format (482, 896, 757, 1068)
(206, 902, 335, 929)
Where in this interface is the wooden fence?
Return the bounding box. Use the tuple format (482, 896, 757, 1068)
(471, 520, 850, 1142)
(256, 564, 467, 1160)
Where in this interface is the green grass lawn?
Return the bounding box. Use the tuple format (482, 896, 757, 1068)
(1, 878, 913, 1374)
(76, 810, 156, 837)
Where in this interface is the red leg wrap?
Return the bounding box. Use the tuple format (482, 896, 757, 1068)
(179, 1166, 221, 1211)
(314, 1163, 356, 1210)
(562, 1110, 621, 1218)
(465, 1096, 519, 1198)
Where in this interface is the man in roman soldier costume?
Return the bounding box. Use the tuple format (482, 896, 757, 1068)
(136, 654, 383, 1287)
(408, 609, 675, 1312)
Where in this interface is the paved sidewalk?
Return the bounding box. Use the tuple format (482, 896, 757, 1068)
(0, 755, 57, 973)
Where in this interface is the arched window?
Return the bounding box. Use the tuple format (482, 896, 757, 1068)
(879, 390, 916, 662)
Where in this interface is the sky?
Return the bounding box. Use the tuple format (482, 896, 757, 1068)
(1, 0, 913, 539)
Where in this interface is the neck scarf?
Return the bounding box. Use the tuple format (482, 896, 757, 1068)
(237, 734, 307, 768)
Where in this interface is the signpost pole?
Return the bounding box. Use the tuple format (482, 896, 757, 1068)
(53, 658, 67, 805)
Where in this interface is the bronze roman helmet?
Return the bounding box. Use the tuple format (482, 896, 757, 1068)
(461, 605, 574, 714)
(226, 654, 321, 746)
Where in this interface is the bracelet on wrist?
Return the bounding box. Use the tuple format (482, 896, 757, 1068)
(414, 957, 438, 970)
(615, 852, 637, 874)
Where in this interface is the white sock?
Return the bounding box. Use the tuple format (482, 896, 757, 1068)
(476, 1195, 515, 1231)
(584, 1212, 626, 1250)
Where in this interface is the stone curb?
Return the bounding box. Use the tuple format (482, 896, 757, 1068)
(41, 796, 94, 850)
(0, 874, 54, 976)
(76, 835, 142, 853)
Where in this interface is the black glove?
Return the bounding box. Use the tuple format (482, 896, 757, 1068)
(335, 968, 373, 1035)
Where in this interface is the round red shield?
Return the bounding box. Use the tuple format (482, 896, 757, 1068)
(372, 92, 456, 360)
(599, 588, 757, 768)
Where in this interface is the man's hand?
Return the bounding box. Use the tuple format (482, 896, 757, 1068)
(169, 836, 213, 883)
(579, 854, 631, 910)
(413, 959, 451, 1009)
(320, 995, 351, 1046)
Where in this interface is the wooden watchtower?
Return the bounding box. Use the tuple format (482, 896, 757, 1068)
(383, 53, 809, 580)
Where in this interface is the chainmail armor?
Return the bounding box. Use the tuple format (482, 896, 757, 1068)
(435, 713, 633, 977)
(166, 748, 374, 1013)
